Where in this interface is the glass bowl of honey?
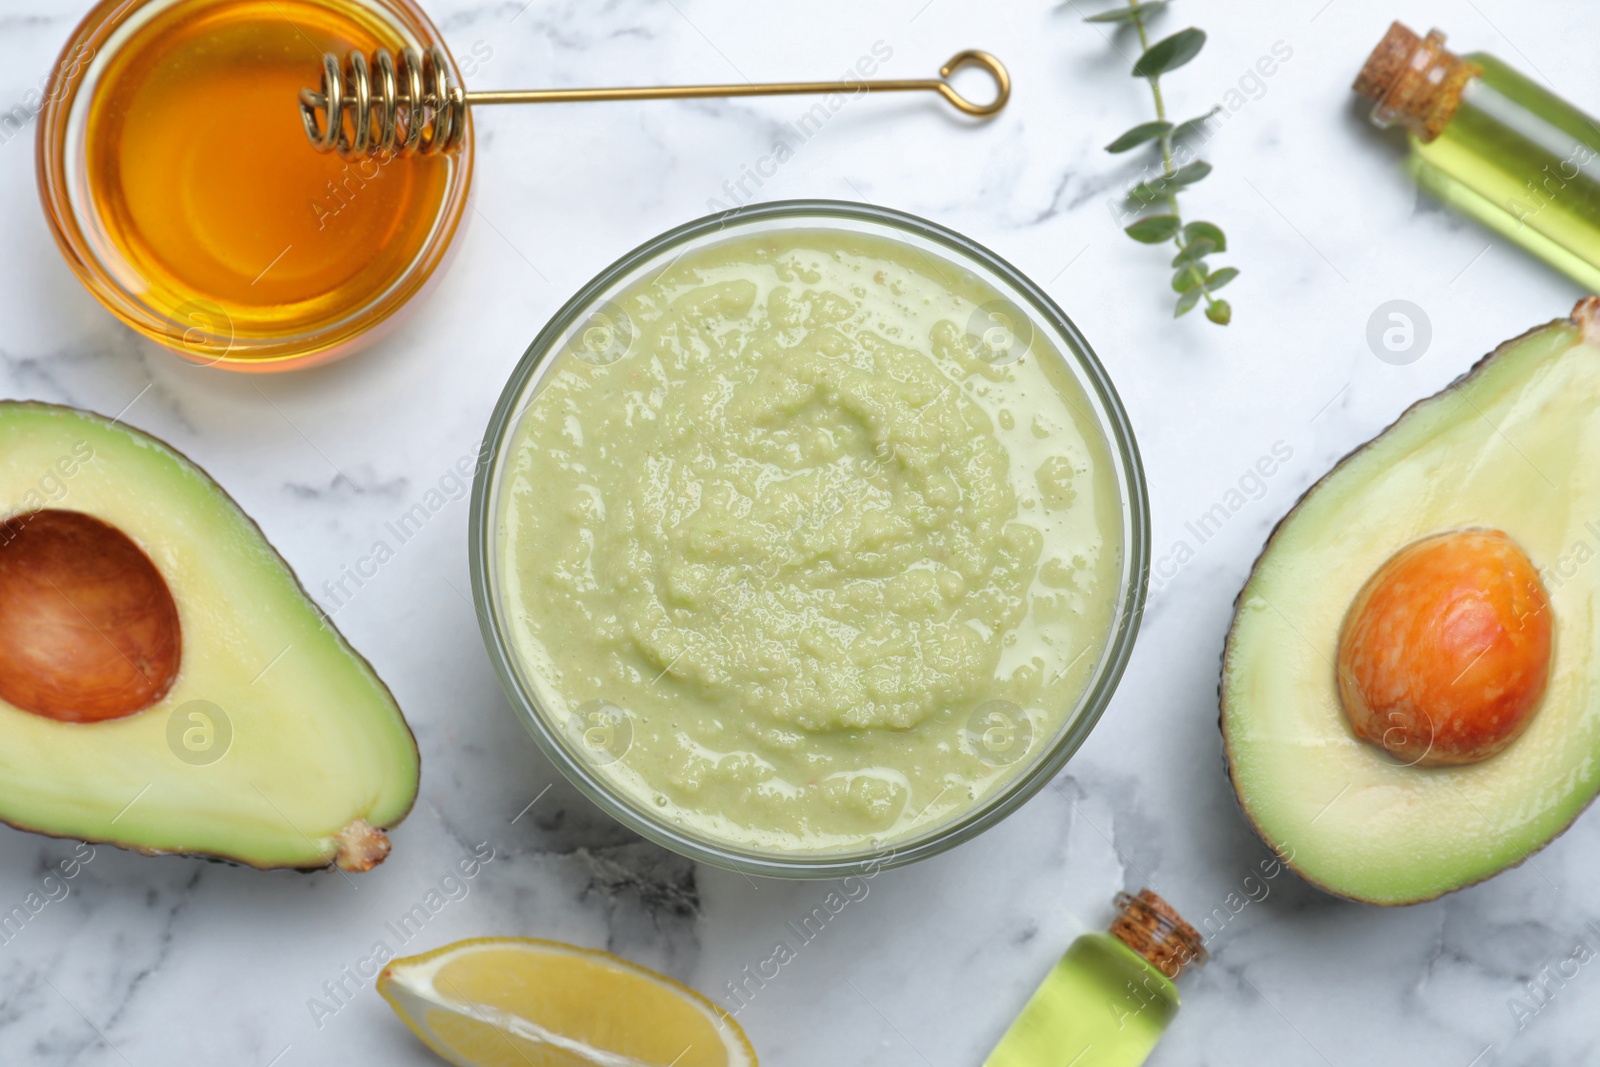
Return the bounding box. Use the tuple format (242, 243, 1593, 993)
(37, 0, 472, 371)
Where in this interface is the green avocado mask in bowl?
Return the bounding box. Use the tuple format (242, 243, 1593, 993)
(470, 200, 1148, 877)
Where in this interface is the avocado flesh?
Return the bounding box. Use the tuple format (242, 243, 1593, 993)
(1222, 302, 1600, 906)
(0, 402, 418, 870)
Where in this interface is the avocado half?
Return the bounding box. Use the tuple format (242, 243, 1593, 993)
(0, 402, 418, 871)
(1222, 298, 1600, 906)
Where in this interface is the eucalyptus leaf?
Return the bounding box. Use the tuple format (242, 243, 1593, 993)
(1171, 265, 1205, 293)
(1205, 266, 1240, 290)
(1124, 215, 1181, 243)
(1131, 27, 1205, 78)
(1205, 298, 1233, 325)
(1084, 1, 1169, 23)
(1105, 120, 1172, 153)
(1171, 108, 1222, 141)
(1184, 221, 1226, 252)
(1168, 160, 1212, 186)
(1171, 239, 1215, 266)
(1128, 160, 1210, 202)
(1174, 288, 1203, 316)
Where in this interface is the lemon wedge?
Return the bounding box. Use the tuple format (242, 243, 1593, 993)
(377, 937, 758, 1067)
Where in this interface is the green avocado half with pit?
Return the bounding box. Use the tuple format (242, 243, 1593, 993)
(0, 402, 418, 871)
(1221, 298, 1600, 906)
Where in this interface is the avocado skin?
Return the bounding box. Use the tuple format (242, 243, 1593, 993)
(1217, 306, 1590, 906)
(0, 401, 420, 871)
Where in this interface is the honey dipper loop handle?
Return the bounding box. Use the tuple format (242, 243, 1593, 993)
(934, 50, 1010, 117)
(299, 48, 1011, 159)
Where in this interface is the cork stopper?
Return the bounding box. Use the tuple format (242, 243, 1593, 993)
(1109, 889, 1207, 980)
(1352, 22, 1480, 142)
(1352, 21, 1420, 101)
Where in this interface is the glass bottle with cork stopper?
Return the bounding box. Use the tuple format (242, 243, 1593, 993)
(983, 889, 1207, 1067)
(1352, 21, 1600, 292)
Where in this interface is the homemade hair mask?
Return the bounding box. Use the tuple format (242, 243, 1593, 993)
(37, 0, 469, 369)
(475, 203, 1146, 873)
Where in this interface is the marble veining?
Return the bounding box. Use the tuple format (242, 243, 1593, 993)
(2, 0, 1599, 1063)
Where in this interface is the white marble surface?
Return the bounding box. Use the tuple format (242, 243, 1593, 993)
(1, 0, 1599, 1063)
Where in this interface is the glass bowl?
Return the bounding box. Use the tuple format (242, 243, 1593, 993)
(470, 200, 1149, 877)
(35, 0, 472, 371)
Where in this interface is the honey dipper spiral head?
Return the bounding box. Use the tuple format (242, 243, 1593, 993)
(298, 45, 467, 158)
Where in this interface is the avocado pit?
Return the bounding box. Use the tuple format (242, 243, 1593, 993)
(0, 509, 181, 723)
(1336, 528, 1551, 766)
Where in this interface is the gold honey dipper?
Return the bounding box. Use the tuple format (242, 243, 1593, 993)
(299, 46, 1011, 157)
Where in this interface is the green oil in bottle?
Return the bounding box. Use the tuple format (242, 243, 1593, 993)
(983, 890, 1205, 1067)
(1354, 22, 1600, 292)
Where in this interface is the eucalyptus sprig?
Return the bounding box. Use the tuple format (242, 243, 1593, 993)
(1087, 0, 1237, 325)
